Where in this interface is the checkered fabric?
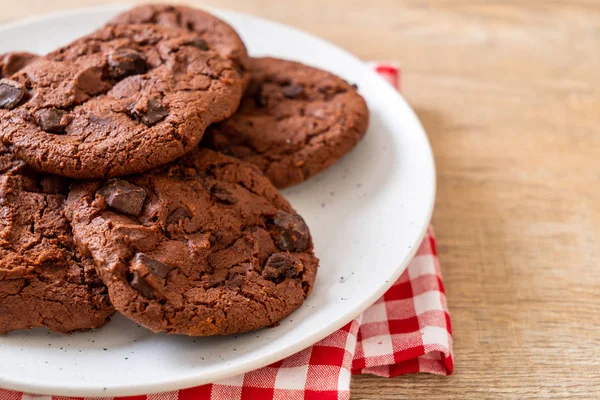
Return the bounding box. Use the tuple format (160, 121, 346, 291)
(1, 64, 453, 400)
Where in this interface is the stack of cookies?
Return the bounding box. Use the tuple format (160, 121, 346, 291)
(0, 4, 369, 336)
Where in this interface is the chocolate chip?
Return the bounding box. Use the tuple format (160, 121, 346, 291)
(130, 271, 154, 299)
(212, 185, 237, 203)
(351, 83, 359, 90)
(132, 98, 168, 125)
(0, 79, 25, 109)
(273, 211, 310, 251)
(96, 179, 147, 216)
(166, 207, 192, 225)
(108, 48, 147, 78)
(133, 253, 169, 279)
(35, 108, 69, 133)
(262, 253, 301, 281)
(281, 84, 303, 99)
(187, 38, 209, 51)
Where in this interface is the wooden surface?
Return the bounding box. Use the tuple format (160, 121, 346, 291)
(3, 1, 600, 398)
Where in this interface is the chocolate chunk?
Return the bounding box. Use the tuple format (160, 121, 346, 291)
(273, 210, 310, 251)
(143, 98, 169, 124)
(133, 253, 169, 279)
(212, 185, 237, 203)
(132, 98, 168, 125)
(281, 84, 303, 99)
(35, 108, 69, 133)
(130, 271, 154, 299)
(351, 83, 358, 90)
(262, 253, 301, 281)
(316, 85, 345, 100)
(75, 66, 107, 95)
(108, 48, 147, 78)
(187, 38, 209, 51)
(166, 207, 192, 225)
(96, 179, 147, 216)
(0, 79, 25, 109)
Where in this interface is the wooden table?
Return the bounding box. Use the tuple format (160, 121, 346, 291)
(3, 1, 599, 398)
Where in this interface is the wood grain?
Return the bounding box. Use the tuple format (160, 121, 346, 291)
(3, 1, 599, 398)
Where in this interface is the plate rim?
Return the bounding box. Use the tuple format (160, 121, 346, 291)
(0, 4, 437, 396)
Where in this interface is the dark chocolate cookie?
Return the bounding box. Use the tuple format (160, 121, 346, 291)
(0, 24, 244, 178)
(0, 144, 114, 334)
(109, 4, 249, 71)
(66, 149, 318, 336)
(202, 57, 369, 188)
(0, 52, 39, 78)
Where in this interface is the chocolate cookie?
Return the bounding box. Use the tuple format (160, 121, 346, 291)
(202, 57, 369, 188)
(0, 24, 244, 178)
(66, 149, 318, 336)
(0, 145, 114, 334)
(109, 4, 249, 71)
(0, 52, 39, 78)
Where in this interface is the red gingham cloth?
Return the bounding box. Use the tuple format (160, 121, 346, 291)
(0, 64, 453, 400)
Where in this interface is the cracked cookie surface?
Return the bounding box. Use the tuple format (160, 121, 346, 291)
(202, 57, 369, 188)
(0, 144, 114, 334)
(0, 24, 244, 178)
(66, 148, 318, 336)
(109, 4, 249, 72)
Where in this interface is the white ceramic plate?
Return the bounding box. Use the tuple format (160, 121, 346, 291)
(0, 5, 435, 396)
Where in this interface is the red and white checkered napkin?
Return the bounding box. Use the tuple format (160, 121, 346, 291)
(0, 64, 453, 400)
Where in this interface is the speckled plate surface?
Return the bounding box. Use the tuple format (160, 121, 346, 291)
(0, 5, 435, 396)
